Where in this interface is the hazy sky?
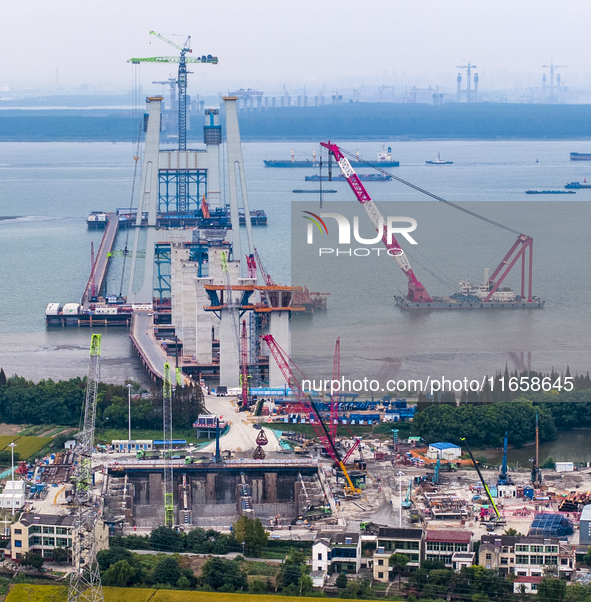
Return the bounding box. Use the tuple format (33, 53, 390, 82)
(2, 0, 590, 93)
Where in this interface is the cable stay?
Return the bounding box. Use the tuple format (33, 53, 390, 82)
(339, 148, 521, 236)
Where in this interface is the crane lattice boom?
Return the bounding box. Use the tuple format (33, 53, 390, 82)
(262, 334, 360, 494)
(253, 247, 276, 286)
(68, 334, 104, 602)
(320, 141, 432, 303)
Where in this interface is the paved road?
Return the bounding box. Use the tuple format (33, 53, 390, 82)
(200, 393, 281, 453)
(82, 213, 118, 308)
(131, 312, 169, 381)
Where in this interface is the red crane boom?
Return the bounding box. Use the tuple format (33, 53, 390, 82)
(262, 334, 361, 494)
(253, 247, 276, 286)
(320, 141, 432, 303)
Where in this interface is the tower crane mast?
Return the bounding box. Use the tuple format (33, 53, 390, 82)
(262, 334, 361, 495)
(68, 334, 104, 602)
(320, 142, 432, 302)
(163, 362, 174, 527)
(128, 31, 217, 213)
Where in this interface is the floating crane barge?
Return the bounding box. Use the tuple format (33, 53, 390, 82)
(321, 141, 545, 310)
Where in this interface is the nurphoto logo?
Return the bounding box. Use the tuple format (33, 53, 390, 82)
(303, 211, 418, 257)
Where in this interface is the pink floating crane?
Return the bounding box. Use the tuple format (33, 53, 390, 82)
(320, 141, 432, 303)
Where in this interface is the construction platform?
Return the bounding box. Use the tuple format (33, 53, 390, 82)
(105, 458, 324, 529)
(394, 295, 545, 309)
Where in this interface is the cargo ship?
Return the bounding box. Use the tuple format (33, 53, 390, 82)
(526, 190, 575, 194)
(565, 182, 591, 189)
(304, 173, 392, 182)
(264, 146, 400, 168)
(570, 153, 591, 161)
(394, 272, 544, 310)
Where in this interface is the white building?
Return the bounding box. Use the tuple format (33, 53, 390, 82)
(311, 534, 362, 577)
(580, 505, 591, 545)
(428, 442, 461, 460)
(513, 576, 543, 594)
(112, 440, 153, 452)
(0, 480, 25, 510)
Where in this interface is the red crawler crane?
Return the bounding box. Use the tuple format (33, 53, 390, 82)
(321, 141, 432, 302)
(262, 334, 361, 495)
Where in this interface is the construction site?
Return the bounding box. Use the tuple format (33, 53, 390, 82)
(15, 30, 587, 602)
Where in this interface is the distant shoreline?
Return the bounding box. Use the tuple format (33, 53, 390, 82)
(2, 135, 591, 142)
(2, 103, 591, 141)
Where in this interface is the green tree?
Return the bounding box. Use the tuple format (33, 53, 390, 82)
(299, 573, 313, 595)
(282, 564, 302, 588)
(201, 557, 247, 591)
(102, 560, 135, 587)
(0, 369, 6, 387)
(389, 552, 409, 585)
(232, 516, 269, 557)
(421, 559, 446, 571)
(97, 546, 134, 572)
(177, 575, 191, 589)
(50, 547, 69, 564)
(149, 526, 184, 552)
(152, 556, 181, 586)
(20, 552, 43, 570)
(336, 572, 348, 588)
(538, 577, 567, 602)
(249, 578, 268, 594)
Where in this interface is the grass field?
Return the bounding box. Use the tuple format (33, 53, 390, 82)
(9, 437, 53, 460)
(6, 584, 389, 602)
(0, 436, 18, 451)
(0, 435, 53, 461)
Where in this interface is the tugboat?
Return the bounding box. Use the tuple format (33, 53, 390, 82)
(426, 153, 453, 165)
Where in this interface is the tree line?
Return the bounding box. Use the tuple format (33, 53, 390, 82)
(0, 372, 204, 431)
(412, 368, 591, 447)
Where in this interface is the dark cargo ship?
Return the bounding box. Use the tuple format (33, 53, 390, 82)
(264, 146, 400, 168)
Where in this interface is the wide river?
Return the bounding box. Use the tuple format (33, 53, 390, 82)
(0, 139, 589, 392)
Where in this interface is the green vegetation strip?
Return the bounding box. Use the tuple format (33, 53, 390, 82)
(10, 437, 52, 460)
(6, 584, 390, 602)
